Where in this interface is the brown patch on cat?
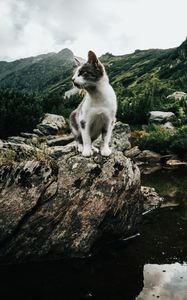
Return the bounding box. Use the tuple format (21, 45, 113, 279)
(88, 51, 99, 67)
(80, 120, 86, 129)
(70, 111, 78, 131)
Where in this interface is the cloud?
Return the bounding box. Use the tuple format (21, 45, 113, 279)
(137, 263, 187, 300)
(0, 0, 187, 61)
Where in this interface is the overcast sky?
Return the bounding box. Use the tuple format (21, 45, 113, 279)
(0, 0, 187, 61)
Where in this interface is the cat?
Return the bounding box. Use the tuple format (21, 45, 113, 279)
(70, 50, 117, 157)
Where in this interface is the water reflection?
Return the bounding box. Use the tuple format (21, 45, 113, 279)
(137, 263, 187, 300)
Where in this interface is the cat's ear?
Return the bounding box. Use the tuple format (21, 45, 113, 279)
(74, 57, 82, 67)
(88, 51, 99, 68)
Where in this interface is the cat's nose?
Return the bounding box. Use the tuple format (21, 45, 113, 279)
(72, 78, 75, 83)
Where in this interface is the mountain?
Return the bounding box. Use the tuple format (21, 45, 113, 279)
(100, 39, 187, 122)
(0, 48, 75, 93)
(0, 40, 187, 97)
(0, 40, 187, 137)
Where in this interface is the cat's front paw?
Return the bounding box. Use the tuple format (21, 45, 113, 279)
(101, 147, 112, 157)
(82, 148, 93, 157)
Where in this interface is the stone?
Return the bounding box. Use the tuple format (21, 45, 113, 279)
(49, 142, 77, 159)
(166, 159, 187, 167)
(0, 142, 39, 161)
(7, 136, 27, 144)
(94, 121, 131, 152)
(141, 186, 163, 213)
(140, 164, 162, 175)
(0, 151, 143, 263)
(125, 146, 141, 158)
(167, 91, 187, 101)
(162, 122, 175, 130)
(47, 135, 74, 147)
(149, 111, 175, 123)
(33, 129, 44, 136)
(20, 132, 38, 139)
(135, 150, 161, 164)
(111, 121, 131, 151)
(36, 114, 66, 135)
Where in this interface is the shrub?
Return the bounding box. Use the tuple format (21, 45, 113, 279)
(170, 125, 187, 154)
(138, 124, 175, 154)
(0, 90, 43, 138)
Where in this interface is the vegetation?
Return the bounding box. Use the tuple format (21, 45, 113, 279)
(0, 90, 43, 138)
(0, 39, 187, 158)
(138, 124, 187, 155)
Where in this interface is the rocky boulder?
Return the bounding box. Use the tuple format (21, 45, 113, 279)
(49, 121, 131, 159)
(141, 186, 163, 212)
(149, 111, 175, 124)
(0, 151, 143, 263)
(111, 122, 131, 151)
(134, 150, 161, 164)
(93, 121, 131, 153)
(167, 91, 187, 101)
(0, 142, 42, 162)
(36, 113, 66, 135)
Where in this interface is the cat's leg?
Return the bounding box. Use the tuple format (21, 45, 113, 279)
(101, 121, 114, 156)
(80, 120, 93, 157)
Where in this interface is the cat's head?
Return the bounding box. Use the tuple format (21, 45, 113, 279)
(72, 51, 105, 90)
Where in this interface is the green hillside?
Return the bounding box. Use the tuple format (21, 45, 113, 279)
(0, 39, 187, 137)
(0, 48, 75, 92)
(101, 39, 187, 123)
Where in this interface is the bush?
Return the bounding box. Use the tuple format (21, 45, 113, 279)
(170, 125, 187, 154)
(42, 92, 82, 118)
(0, 90, 43, 138)
(138, 124, 187, 155)
(138, 124, 175, 154)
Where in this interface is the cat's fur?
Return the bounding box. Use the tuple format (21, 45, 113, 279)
(70, 51, 117, 157)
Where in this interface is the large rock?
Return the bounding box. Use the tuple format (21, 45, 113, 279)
(0, 142, 41, 161)
(47, 135, 74, 147)
(167, 91, 187, 101)
(111, 122, 131, 151)
(149, 111, 175, 123)
(94, 121, 131, 152)
(49, 141, 77, 159)
(141, 186, 163, 212)
(135, 150, 161, 164)
(0, 151, 142, 263)
(7, 136, 27, 144)
(36, 113, 66, 135)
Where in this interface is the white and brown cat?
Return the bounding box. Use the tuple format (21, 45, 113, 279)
(70, 51, 117, 157)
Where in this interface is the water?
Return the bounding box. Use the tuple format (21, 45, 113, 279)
(1, 168, 187, 300)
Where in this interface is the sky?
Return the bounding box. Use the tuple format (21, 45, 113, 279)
(0, 0, 187, 61)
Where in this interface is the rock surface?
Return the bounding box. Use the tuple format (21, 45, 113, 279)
(149, 111, 175, 123)
(162, 122, 175, 130)
(36, 113, 66, 135)
(47, 135, 74, 147)
(167, 91, 187, 101)
(0, 142, 41, 161)
(134, 150, 161, 164)
(94, 121, 131, 152)
(0, 151, 143, 263)
(141, 186, 163, 212)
